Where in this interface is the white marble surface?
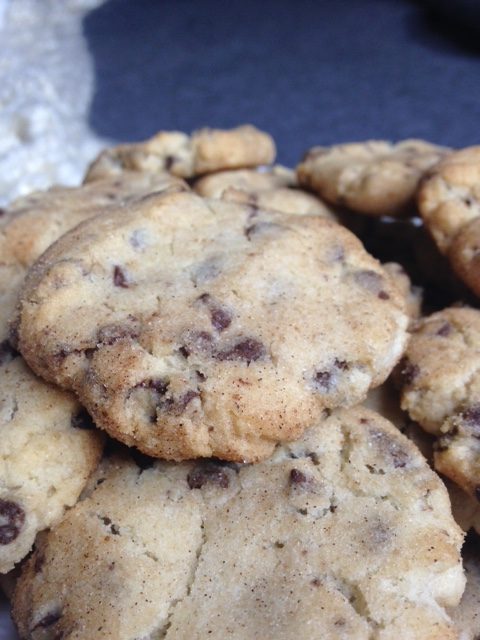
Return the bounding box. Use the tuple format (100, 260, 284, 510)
(0, 0, 106, 205)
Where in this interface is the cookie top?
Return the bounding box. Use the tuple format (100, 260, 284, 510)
(16, 191, 408, 461)
(418, 147, 480, 298)
(298, 139, 448, 217)
(397, 306, 480, 498)
(12, 407, 464, 640)
(398, 307, 480, 435)
(221, 186, 336, 218)
(0, 351, 103, 574)
(193, 166, 295, 197)
(85, 125, 276, 181)
(418, 147, 480, 254)
(1, 171, 187, 268)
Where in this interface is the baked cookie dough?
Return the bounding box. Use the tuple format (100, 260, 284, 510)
(15, 191, 408, 461)
(85, 125, 276, 182)
(12, 407, 464, 640)
(418, 146, 480, 297)
(298, 139, 448, 216)
(397, 306, 480, 498)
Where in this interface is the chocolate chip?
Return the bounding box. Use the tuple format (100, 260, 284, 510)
(290, 468, 309, 485)
(215, 338, 266, 364)
(97, 323, 138, 345)
(378, 290, 390, 300)
(165, 155, 175, 170)
(113, 265, 129, 288)
(334, 359, 349, 371)
(436, 322, 452, 337)
(187, 463, 230, 489)
(0, 499, 25, 544)
(307, 452, 320, 465)
(369, 429, 410, 469)
(0, 339, 19, 366)
(313, 370, 332, 391)
(244, 221, 284, 240)
(353, 270, 385, 295)
(71, 408, 95, 430)
(461, 405, 480, 430)
(32, 609, 62, 630)
(398, 357, 420, 387)
(138, 378, 169, 395)
(197, 293, 232, 332)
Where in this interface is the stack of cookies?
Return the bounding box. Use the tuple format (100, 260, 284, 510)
(1, 125, 479, 639)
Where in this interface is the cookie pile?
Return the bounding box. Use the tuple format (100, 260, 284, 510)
(1, 125, 479, 639)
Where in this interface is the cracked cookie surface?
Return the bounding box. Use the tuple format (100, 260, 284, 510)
(12, 407, 464, 640)
(85, 125, 276, 182)
(298, 139, 448, 216)
(16, 191, 408, 461)
(397, 306, 480, 499)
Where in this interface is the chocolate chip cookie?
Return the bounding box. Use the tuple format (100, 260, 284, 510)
(418, 146, 480, 297)
(85, 125, 276, 182)
(397, 306, 480, 499)
(16, 190, 408, 461)
(12, 407, 464, 640)
(298, 140, 448, 216)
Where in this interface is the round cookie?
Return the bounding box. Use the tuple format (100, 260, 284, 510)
(0, 351, 104, 574)
(418, 147, 480, 255)
(12, 407, 464, 640)
(418, 146, 480, 298)
(16, 191, 408, 461)
(85, 125, 276, 182)
(298, 139, 449, 217)
(397, 306, 480, 498)
(193, 166, 295, 197)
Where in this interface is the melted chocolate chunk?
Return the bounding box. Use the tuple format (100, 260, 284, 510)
(197, 293, 232, 332)
(113, 265, 129, 288)
(313, 370, 332, 391)
(0, 339, 19, 366)
(0, 499, 25, 545)
(97, 323, 138, 346)
(187, 463, 230, 489)
(289, 468, 309, 485)
(215, 338, 266, 364)
(244, 221, 284, 240)
(353, 270, 385, 295)
(378, 290, 390, 300)
(138, 378, 169, 395)
(370, 429, 410, 469)
(461, 406, 480, 431)
(71, 408, 95, 430)
(436, 322, 452, 337)
(398, 357, 420, 387)
(164, 155, 175, 170)
(32, 610, 62, 630)
(211, 307, 232, 332)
